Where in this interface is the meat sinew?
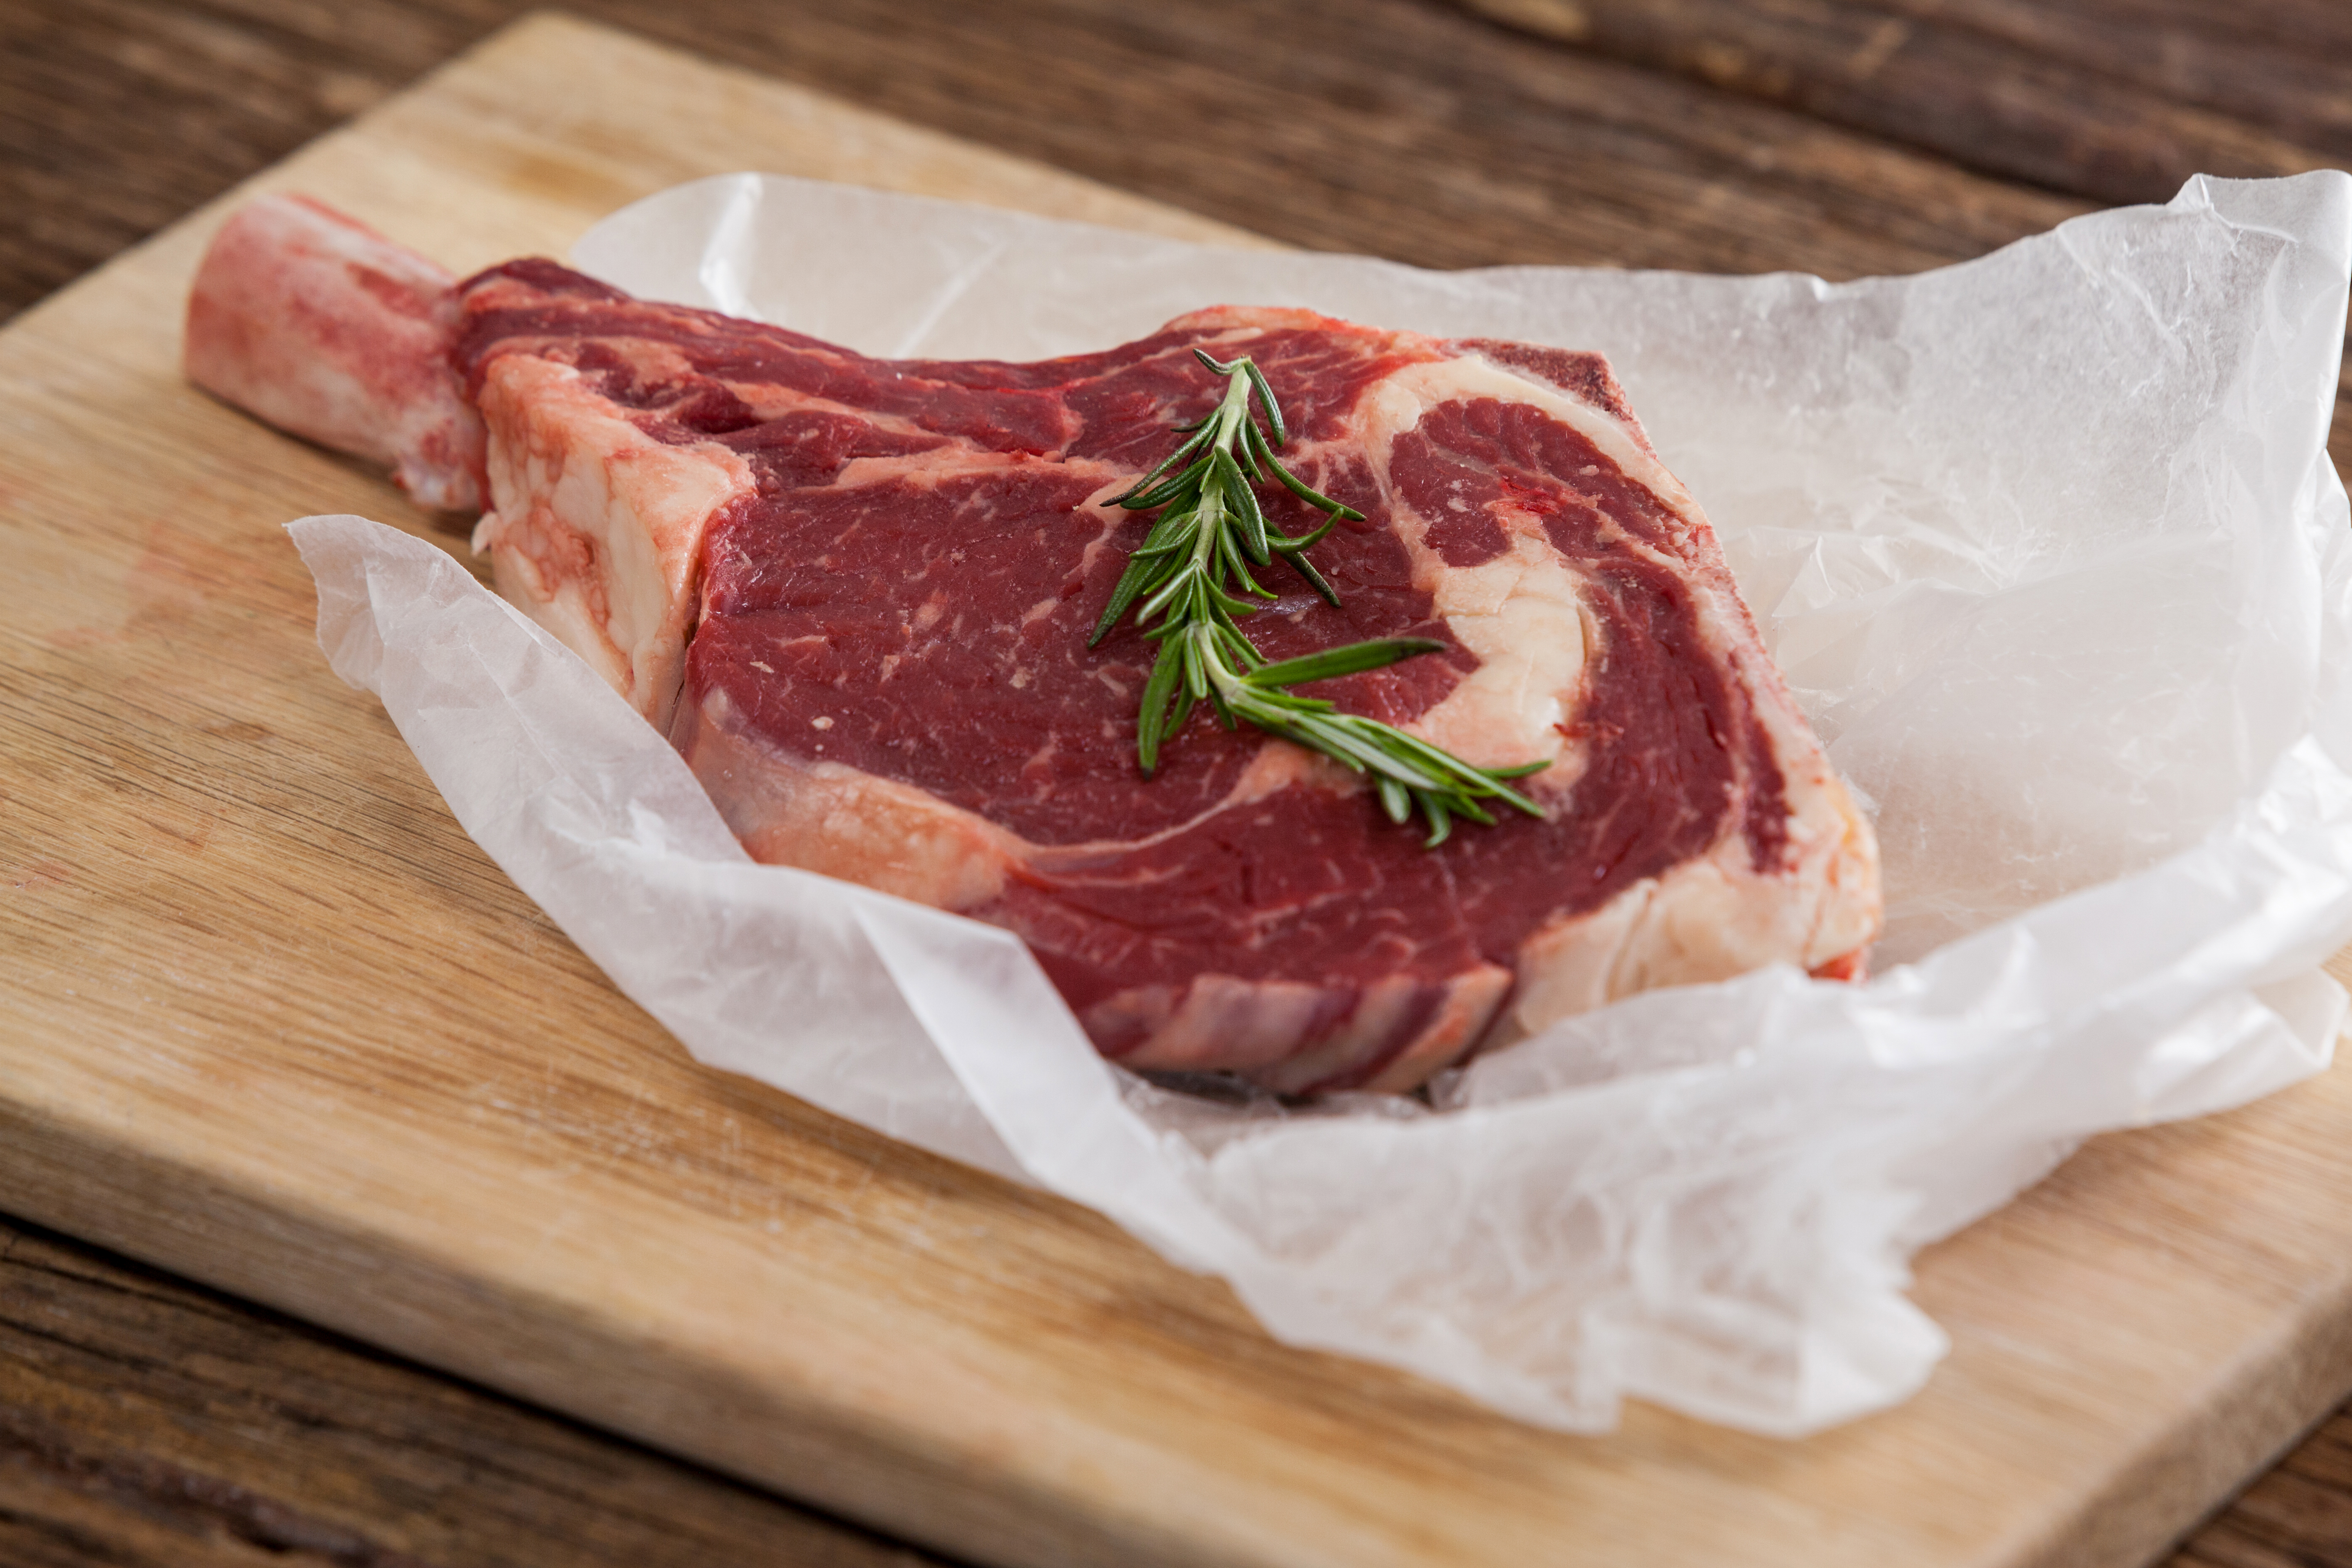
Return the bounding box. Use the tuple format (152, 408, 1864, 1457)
(187, 195, 1881, 1094)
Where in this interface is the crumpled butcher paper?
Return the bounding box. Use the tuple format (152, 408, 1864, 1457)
(288, 168, 2352, 1436)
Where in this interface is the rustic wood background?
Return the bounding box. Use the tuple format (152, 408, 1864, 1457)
(2, 1, 2347, 1564)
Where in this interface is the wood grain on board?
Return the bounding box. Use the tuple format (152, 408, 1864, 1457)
(2, 9, 2351, 1568)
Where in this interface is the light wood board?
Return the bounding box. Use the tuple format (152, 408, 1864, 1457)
(4, 13, 2351, 1567)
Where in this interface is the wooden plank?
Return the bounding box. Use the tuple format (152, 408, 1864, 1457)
(3, 13, 2351, 1568)
(0, 0, 2096, 324)
(0, 1216, 933, 1568)
(2174, 1408, 2352, 1567)
(2337, 347, 2351, 491)
(1452, 0, 2347, 205)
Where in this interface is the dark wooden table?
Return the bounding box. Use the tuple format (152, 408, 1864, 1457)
(4, 2, 2349, 1564)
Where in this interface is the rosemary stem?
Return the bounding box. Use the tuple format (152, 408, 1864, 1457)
(1092, 350, 1547, 846)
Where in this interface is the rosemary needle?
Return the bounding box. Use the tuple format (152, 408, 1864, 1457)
(1088, 347, 1546, 846)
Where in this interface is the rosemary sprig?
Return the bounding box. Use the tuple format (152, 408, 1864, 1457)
(1088, 348, 1546, 846)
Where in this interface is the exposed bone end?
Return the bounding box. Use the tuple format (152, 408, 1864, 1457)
(184, 194, 486, 512)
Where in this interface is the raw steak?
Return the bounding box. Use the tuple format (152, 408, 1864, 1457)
(187, 196, 1881, 1094)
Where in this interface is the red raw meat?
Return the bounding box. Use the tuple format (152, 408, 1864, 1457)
(188, 196, 1881, 1094)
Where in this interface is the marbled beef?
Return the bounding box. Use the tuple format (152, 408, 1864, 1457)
(187, 196, 1881, 1094)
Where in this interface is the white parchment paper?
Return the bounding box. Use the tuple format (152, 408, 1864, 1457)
(290, 169, 2352, 1435)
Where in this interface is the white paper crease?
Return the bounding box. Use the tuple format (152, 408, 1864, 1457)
(289, 167, 2352, 1436)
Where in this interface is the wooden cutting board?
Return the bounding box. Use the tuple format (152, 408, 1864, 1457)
(4, 13, 2350, 1566)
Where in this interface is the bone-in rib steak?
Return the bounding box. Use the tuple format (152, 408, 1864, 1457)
(187, 196, 1880, 1094)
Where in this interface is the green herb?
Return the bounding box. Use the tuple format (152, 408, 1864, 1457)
(1088, 348, 1546, 846)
